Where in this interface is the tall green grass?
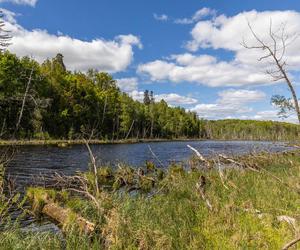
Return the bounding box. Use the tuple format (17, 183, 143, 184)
(1, 152, 300, 249)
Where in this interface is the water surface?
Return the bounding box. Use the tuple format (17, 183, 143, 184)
(4, 140, 291, 188)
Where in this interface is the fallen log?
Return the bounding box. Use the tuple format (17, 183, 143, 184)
(42, 203, 95, 234)
(28, 189, 95, 234)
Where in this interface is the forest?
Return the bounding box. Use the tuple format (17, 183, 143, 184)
(0, 52, 200, 140)
(0, 51, 299, 142)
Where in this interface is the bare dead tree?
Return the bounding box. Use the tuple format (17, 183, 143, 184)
(15, 67, 34, 132)
(242, 20, 300, 123)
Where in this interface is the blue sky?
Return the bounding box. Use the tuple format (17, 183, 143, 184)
(1, 0, 300, 122)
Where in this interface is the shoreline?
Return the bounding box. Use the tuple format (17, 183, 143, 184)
(0, 138, 205, 146)
(0, 138, 294, 146)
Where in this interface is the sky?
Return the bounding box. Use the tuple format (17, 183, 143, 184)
(1, 0, 300, 123)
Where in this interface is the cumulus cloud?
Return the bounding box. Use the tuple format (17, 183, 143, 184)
(2, 10, 142, 72)
(116, 77, 139, 92)
(175, 7, 216, 24)
(129, 90, 198, 106)
(218, 89, 266, 104)
(139, 10, 300, 87)
(190, 89, 265, 119)
(155, 93, 198, 105)
(0, 8, 17, 23)
(138, 53, 271, 87)
(0, 0, 37, 6)
(190, 103, 252, 118)
(153, 13, 168, 21)
(129, 90, 144, 102)
(241, 110, 298, 123)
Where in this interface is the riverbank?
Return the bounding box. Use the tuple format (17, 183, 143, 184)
(1, 150, 300, 249)
(0, 138, 297, 147)
(0, 138, 204, 146)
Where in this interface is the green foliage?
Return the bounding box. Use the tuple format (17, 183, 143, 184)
(0, 51, 200, 140)
(271, 95, 295, 118)
(1, 51, 299, 141)
(204, 119, 300, 141)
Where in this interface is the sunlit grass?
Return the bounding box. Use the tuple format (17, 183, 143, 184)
(1, 151, 300, 249)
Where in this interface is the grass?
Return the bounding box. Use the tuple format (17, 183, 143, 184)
(1, 151, 300, 249)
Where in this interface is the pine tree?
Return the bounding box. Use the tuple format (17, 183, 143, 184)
(143, 90, 150, 105)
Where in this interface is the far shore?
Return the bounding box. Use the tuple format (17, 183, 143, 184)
(0, 138, 206, 146)
(0, 138, 296, 147)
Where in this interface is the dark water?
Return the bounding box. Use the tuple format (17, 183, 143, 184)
(4, 140, 292, 188)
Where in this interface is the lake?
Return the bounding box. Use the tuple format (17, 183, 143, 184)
(4, 140, 293, 188)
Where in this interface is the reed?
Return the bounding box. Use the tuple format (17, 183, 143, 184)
(1, 151, 300, 249)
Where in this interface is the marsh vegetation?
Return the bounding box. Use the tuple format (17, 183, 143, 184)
(1, 149, 300, 249)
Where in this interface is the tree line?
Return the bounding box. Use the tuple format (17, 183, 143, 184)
(0, 51, 299, 141)
(203, 119, 300, 141)
(0, 52, 201, 140)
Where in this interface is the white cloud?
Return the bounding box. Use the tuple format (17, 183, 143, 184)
(129, 90, 144, 102)
(0, 0, 37, 6)
(129, 90, 198, 106)
(153, 13, 168, 21)
(139, 10, 300, 87)
(175, 7, 216, 24)
(138, 53, 271, 87)
(2, 10, 142, 72)
(155, 93, 198, 105)
(187, 10, 300, 53)
(190, 89, 265, 119)
(190, 103, 252, 118)
(218, 89, 266, 104)
(242, 110, 298, 123)
(116, 77, 138, 92)
(0, 8, 17, 23)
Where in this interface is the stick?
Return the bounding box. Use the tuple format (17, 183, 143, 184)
(148, 145, 164, 167)
(196, 176, 213, 211)
(84, 140, 99, 196)
(282, 235, 300, 250)
(187, 145, 210, 168)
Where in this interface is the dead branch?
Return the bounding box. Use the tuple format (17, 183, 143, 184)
(242, 20, 300, 123)
(51, 172, 102, 211)
(196, 176, 213, 211)
(187, 145, 211, 168)
(214, 158, 229, 190)
(282, 235, 300, 250)
(84, 140, 100, 196)
(148, 145, 164, 168)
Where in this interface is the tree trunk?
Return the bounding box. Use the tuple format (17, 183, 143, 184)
(272, 51, 300, 124)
